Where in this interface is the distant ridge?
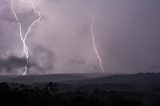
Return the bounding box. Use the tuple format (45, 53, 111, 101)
(64, 72, 160, 85)
(0, 72, 159, 85)
(0, 73, 108, 84)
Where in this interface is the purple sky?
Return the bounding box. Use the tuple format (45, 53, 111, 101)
(0, 0, 160, 75)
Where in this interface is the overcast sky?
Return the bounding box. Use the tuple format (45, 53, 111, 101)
(0, 0, 160, 75)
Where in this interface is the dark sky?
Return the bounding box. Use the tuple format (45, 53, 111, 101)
(0, 0, 160, 75)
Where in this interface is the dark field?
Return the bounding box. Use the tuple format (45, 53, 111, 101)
(0, 73, 160, 106)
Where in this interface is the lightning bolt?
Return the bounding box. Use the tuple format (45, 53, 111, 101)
(78, 1, 105, 72)
(11, 0, 41, 75)
(90, 14, 105, 72)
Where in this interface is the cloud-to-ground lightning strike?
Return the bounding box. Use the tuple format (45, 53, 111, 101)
(11, 0, 41, 75)
(79, 2, 104, 72)
(89, 14, 105, 72)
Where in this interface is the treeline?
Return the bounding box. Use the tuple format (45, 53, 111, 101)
(0, 82, 159, 106)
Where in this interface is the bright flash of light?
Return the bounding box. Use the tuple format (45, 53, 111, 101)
(11, 0, 41, 75)
(89, 14, 105, 72)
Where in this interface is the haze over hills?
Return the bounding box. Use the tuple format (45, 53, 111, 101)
(0, 72, 160, 85)
(0, 73, 111, 84)
(65, 72, 160, 85)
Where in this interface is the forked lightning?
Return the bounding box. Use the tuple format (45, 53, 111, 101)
(11, 0, 41, 75)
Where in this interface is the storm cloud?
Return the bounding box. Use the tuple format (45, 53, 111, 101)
(0, 0, 160, 75)
(0, 56, 39, 75)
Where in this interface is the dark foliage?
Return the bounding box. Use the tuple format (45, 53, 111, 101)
(0, 82, 148, 106)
